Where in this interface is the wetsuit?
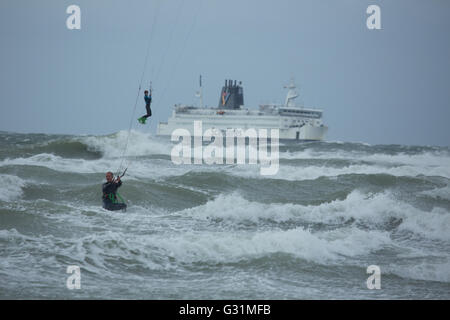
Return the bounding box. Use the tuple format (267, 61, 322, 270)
(102, 180, 127, 211)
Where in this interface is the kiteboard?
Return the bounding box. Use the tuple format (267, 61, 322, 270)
(138, 116, 147, 124)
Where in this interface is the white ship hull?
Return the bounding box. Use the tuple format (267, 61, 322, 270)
(157, 111, 328, 141)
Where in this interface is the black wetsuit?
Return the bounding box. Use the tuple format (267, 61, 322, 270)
(102, 180, 127, 211)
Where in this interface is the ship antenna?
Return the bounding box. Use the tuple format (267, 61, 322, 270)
(284, 78, 299, 107)
(195, 74, 204, 108)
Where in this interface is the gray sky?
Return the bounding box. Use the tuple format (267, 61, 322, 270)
(1, 0, 449, 146)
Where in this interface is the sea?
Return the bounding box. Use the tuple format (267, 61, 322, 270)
(0, 130, 449, 299)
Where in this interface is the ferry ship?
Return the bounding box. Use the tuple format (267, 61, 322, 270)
(157, 78, 328, 141)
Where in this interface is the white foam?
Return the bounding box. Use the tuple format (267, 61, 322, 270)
(419, 185, 450, 201)
(0, 153, 191, 180)
(3, 131, 449, 182)
(150, 227, 392, 265)
(307, 191, 450, 242)
(282, 149, 450, 170)
(227, 161, 450, 180)
(0, 174, 26, 201)
(0, 153, 111, 174)
(22, 195, 395, 267)
(387, 261, 450, 283)
(182, 193, 298, 223)
(81, 130, 172, 158)
(0, 130, 207, 180)
(181, 191, 450, 242)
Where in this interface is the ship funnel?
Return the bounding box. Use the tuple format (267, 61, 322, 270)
(218, 79, 244, 109)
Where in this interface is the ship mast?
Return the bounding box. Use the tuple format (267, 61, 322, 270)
(195, 75, 204, 108)
(284, 78, 299, 107)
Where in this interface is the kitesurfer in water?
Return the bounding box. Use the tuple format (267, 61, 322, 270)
(102, 171, 127, 211)
(138, 89, 152, 124)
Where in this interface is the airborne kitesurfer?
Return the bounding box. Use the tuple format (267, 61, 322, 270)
(138, 89, 152, 124)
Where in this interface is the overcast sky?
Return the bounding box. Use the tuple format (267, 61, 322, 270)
(0, 0, 449, 146)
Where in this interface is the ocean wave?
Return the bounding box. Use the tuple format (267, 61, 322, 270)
(387, 261, 450, 283)
(2, 131, 449, 183)
(181, 191, 450, 242)
(0, 174, 26, 202)
(0, 135, 102, 160)
(419, 185, 450, 201)
(226, 161, 450, 181)
(281, 148, 450, 166)
(0, 153, 110, 174)
(0, 130, 171, 163)
(32, 139, 103, 159)
(0, 153, 181, 180)
(80, 130, 172, 158)
(150, 227, 392, 265)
